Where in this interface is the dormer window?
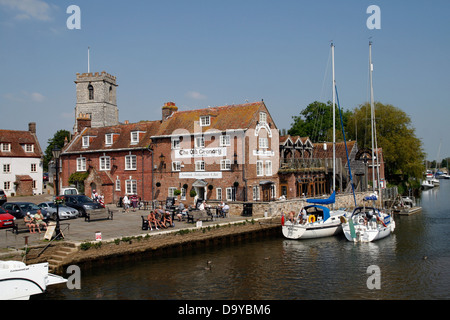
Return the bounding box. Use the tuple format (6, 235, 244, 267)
(1, 143, 11, 152)
(105, 133, 114, 146)
(200, 116, 210, 127)
(24, 144, 34, 153)
(131, 131, 139, 144)
(82, 136, 90, 148)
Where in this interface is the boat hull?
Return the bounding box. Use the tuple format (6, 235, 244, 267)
(282, 211, 346, 240)
(342, 219, 395, 242)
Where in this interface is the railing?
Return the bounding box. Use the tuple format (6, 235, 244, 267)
(279, 158, 336, 172)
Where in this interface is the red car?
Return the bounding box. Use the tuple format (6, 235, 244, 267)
(0, 207, 15, 229)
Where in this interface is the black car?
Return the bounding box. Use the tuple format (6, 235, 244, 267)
(0, 189, 6, 205)
(2, 202, 50, 221)
(62, 195, 103, 217)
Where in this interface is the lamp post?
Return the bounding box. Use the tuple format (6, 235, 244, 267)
(52, 146, 62, 240)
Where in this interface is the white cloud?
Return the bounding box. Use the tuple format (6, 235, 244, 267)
(0, 0, 55, 21)
(3, 91, 45, 102)
(186, 91, 207, 100)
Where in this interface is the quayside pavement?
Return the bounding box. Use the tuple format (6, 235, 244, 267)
(1, 193, 274, 253)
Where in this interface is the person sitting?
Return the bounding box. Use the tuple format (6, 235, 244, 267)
(176, 202, 188, 221)
(221, 203, 230, 218)
(162, 210, 174, 227)
(147, 211, 162, 230)
(298, 207, 307, 224)
(33, 209, 47, 233)
(24, 213, 37, 233)
(155, 206, 170, 228)
(288, 211, 295, 223)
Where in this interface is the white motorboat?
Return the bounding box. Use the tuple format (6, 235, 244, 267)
(0, 260, 67, 300)
(341, 196, 396, 242)
(393, 196, 422, 215)
(421, 179, 434, 190)
(282, 192, 348, 240)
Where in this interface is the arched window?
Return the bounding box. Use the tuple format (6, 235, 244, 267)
(88, 84, 94, 100)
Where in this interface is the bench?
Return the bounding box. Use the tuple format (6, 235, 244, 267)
(85, 208, 113, 222)
(12, 219, 47, 235)
(186, 209, 214, 223)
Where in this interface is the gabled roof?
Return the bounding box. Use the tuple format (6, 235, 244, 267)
(63, 121, 161, 154)
(0, 129, 42, 158)
(154, 101, 267, 137)
(312, 141, 357, 161)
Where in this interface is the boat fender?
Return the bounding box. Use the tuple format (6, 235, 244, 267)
(281, 215, 285, 226)
(308, 215, 316, 223)
(339, 216, 347, 224)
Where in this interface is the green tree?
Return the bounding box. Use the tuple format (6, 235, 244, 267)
(44, 130, 71, 171)
(347, 102, 425, 181)
(288, 101, 351, 142)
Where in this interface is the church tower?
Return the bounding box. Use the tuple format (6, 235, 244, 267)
(74, 71, 119, 133)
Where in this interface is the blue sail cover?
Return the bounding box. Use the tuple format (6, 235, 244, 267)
(364, 195, 378, 201)
(306, 191, 336, 205)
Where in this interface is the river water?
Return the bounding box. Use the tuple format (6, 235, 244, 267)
(39, 180, 450, 300)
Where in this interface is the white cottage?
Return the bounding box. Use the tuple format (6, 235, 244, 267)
(0, 123, 44, 197)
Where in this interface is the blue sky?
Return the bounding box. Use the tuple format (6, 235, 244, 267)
(0, 0, 449, 161)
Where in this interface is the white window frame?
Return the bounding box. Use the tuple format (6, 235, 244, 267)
(181, 188, 186, 200)
(220, 159, 231, 171)
(82, 136, 89, 148)
(172, 161, 181, 172)
(31, 163, 37, 172)
(25, 144, 34, 153)
(125, 155, 137, 170)
(168, 187, 177, 198)
(172, 138, 180, 149)
(259, 137, 269, 149)
(259, 112, 267, 123)
(125, 179, 137, 195)
(3, 164, 11, 173)
(130, 131, 139, 144)
(1, 143, 11, 152)
(216, 188, 222, 201)
(76, 157, 86, 172)
(4, 181, 11, 190)
(220, 135, 231, 146)
(200, 116, 210, 127)
(253, 185, 260, 201)
(265, 160, 272, 176)
(195, 136, 205, 148)
(99, 156, 111, 171)
(256, 160, 264, 176)
(105, 134, 113, 146)
(226, 187, 233, 201)
(115, 179, 121, 191)
(195, 160, 205, 171)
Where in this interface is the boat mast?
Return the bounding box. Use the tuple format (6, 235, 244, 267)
(369, 41, 377, 193)
(332, 42, 336, 195)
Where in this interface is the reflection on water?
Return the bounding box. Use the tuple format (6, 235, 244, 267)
(40, 181, 450, 300)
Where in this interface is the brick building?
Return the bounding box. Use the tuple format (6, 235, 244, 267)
(61, 101, 279, 205)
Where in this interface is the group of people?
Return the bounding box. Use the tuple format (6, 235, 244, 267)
(287, 207, 308, 224)
(122, 194, 140, 213)
(146, 205, 175, 231)
(91, 189, 105, 207)
(23, 209, 48, 234)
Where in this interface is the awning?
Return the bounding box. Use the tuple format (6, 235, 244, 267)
(192, 179, 208, 187)
(259, 180, 274, 185)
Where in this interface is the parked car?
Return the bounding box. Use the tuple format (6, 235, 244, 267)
(0, 189, 6, 205)
(43, 172, 49, 182)
(2, 202, 50, 221)
(0, 207, 15, 229)
(37, 202, 79, 220)
(60, 187, 78, 195)
(62, 195, 103, 217)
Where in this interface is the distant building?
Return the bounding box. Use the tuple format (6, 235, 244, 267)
(0, 123, 44, 196)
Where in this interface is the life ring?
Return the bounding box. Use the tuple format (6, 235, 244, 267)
(308, 215, 316, 223)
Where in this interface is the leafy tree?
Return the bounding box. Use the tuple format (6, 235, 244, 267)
(288, 101, 351, 142)
(346, 102, 425, 181)
(44, 130, 71, 171)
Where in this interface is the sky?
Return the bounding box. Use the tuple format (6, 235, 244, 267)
(0, 0, 449, 161)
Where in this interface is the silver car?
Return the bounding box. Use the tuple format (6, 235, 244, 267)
(38, 202, 79, 220)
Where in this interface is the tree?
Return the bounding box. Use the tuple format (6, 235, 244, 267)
(347, 102, 425, 181)
(288, 101, 352, 142)
(44, 130, 71, 171)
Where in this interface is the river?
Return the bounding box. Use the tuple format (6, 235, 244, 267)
(39, 180, 450, 300)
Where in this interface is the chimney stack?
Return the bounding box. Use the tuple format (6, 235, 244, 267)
(162, 102, 178, 121)
(77, 113, 92, 132)
(28, 122, 36, 134)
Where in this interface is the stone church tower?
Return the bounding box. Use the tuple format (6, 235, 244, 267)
(74, 71, 119, 133)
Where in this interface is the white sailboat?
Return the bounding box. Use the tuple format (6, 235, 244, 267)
(282, 43, 349, 240)
(0, 260, 67, 300)
(341, 42, 395, 242)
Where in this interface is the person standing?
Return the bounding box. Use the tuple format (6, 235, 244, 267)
(122, 194, 130, 213)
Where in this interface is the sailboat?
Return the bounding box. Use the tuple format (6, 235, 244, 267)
(341, 42, 396, 242)
(282, 43, 349, 240)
